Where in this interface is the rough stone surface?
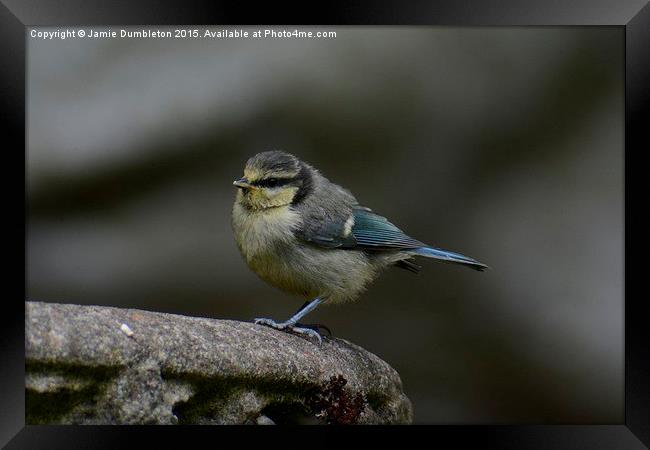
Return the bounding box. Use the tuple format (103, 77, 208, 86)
(25, 301, 413, 425)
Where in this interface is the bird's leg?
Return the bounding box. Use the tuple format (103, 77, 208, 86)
(293, 301, 311, 316)
(289, 301, 332, 335)
(254, 297, 325, 344)
(291, 302, 332, 335)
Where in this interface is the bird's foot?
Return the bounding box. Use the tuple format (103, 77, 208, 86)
(254, 318, 324, 345)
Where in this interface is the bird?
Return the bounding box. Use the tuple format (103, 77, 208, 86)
(231, 150, 487, 344)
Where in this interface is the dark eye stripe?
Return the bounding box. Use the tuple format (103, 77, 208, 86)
(251, 177, 292, 188)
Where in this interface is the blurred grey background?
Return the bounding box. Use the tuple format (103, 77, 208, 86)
(26, 26, 623, 424)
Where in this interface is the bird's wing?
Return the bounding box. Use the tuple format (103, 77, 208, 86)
(296, 204, 424, 251)
(295, 205, 357, 249)
(350, 207, 425, 250)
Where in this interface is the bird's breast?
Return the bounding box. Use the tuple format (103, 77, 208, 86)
(231, 202, 301, 262)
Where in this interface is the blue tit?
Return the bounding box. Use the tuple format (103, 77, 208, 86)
(231, 151, 487, 343)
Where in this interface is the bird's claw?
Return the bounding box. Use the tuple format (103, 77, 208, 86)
(295, 322, 332, 337)
(254, 317, 289, 329)
(254, 318, 323, 345)
(286, 325, 323, 345)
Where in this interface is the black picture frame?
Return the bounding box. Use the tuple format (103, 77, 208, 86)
(3, 0, 648, 447)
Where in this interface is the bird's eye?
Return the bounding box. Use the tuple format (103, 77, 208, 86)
(252, 177, 291, 188)
(256, 177, 289, 188)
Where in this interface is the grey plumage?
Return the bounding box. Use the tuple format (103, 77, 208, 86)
(231, 151, 487, 341)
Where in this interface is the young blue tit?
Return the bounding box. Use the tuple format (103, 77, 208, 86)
(231, 151, 487, 343)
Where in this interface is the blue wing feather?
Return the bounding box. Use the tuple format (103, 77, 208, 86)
(297, 204, 488, 271)
(411, 246, 488, 271)
(351, 207, 425, 250)
(352, 208, 488, 271)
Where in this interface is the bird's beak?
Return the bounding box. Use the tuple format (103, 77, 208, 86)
(233, 177, 252, 189)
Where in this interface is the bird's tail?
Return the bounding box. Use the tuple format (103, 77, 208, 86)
(410, 246, 488, 271)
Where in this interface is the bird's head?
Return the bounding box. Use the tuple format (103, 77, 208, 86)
(233, 151, 314, 210)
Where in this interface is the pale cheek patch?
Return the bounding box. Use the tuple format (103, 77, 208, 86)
(266, 187, 298, 207)
(247, 186, 298, 209)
